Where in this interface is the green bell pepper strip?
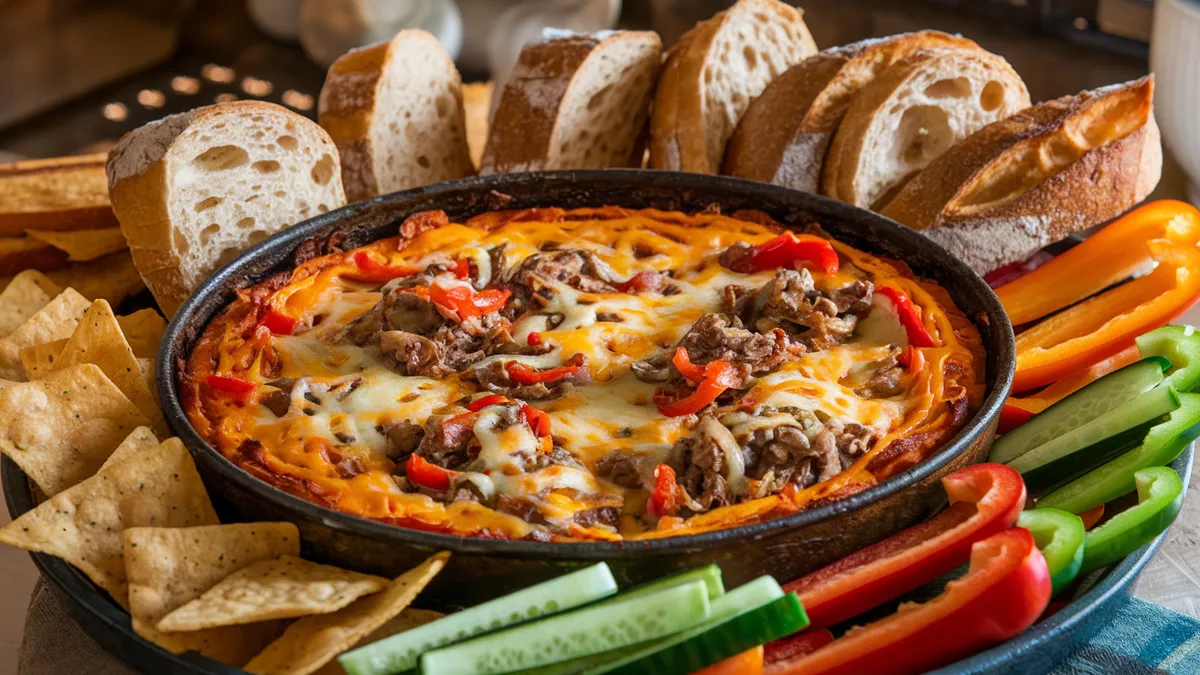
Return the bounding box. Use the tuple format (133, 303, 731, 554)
(1017, 508, 1086, 595)
(1137, 325, 1200, 394)
(1079, 466, 1184, 575)
(1039, 393, 1200, 514)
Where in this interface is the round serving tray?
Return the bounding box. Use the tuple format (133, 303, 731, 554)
(3, 446, 1192, 674)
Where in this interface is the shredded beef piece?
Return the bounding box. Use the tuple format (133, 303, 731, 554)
(749, 269, 872, 351)
(495, 495, 547, 526)
(854, 351, 907, 399)
(261, 380, 293, 417)
(675, 313, 791, 378)
(827, 419, 878, 467)
(378, 312, 513, 378)
(595, 451, 647, 489)
(631, 352, 673, 383)
(378, 420, 425, 461)
(574, 507, 620, 528)
(522, 529, 554, 542)
(400, 209, 450, 239)
(471, 355, 591, 400)
(412, 413, 475, 470)
(811, 430, 844, 483)
(718, 242, 759, 273)
(293, 230, 347, 266)
(523, 446, 584, 472)
(667, 417, 739, 513)
(828, 279, 874, 314)
(507, 249, 619, 302)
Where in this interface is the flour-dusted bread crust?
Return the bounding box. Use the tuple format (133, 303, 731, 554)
(106, 101, 346, 317)
(319, 29, 473, 202)
(723, 31, 980, 192)
(0, 154, 118, 235)
(822, 48, 1030, 209)
(881, 76, 1161, 273)
(649, 0, 818, 174)
(480, 30, 662, 175)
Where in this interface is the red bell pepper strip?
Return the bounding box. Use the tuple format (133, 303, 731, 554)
(655, 359, 741, 417)
(875, 286, 936, 348)
(520, 404, 552, 437)
(729, 232, 840, 275)
(453, 257, 471, 279)
(648, 464, 679, 518)
(618, 271, 664, 293)
(764, 630, 834, 666)
(259, 308, 299, 335)
(767, 529, 1051, 675)
(672, 347, 707, 383)
(781, 463, 1025, 629)
(346, 251, 418, 284)
(506, 353, 586, 385)
(1013, 240, 1200, 392)
(695, 646, 764, 675)
(1000, 346, 1141, 432)
(205, 374, 257, 401)
(998, 200, 1200, 326)
(429, 282, 512, 322)
(405, 454, 458, 491)
(468, 394, 510, 412)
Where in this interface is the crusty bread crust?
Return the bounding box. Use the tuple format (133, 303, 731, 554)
(0, 154, 118, 234)
(881, 76, 1160, 273)
(724, 31, 979, 192)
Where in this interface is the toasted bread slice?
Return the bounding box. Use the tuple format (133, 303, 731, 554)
(724, 31, 980, 192)
(480, 30, 662, 175)
(319, 29, 474, 202)
(0, 154, 118, 235)
(107, 101, 346, 316)
(649, 0, 818, 174)
(881, 77, 1161, 273)
(463, 82, 494, 170)
(822, 47, 1030, 209)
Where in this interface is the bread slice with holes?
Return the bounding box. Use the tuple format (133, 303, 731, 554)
(0, 153, 118, 235)
(649, 0, 818, 174)
(723, 31, 981, 192)
(479, 30, 662, 175)
(881, 76, 1161, 273)
(319, 29, 474, 202)
(106, 100, 346, 316)
(822, 47, 1030, 209)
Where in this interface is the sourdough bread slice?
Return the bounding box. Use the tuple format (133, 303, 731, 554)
(881, 76, 1161, 273)
(0, 154, 118, 235)
(480, 30, 662, 175)
(822, 47, 1030, 209)
(723, 31, 980, 192)
(649, 0, 818, 174)
(463, 81, 494, 170)
(319, 29, 474, 202)
(106, 101, 346, 316)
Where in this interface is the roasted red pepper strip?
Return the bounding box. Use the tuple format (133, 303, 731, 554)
(781, 463, 1026, 629)
(520, 404, 552, 437)
(205, 374, 257, 398)
(506, 354, 586, 385)
(430, 282, 512, 322)
(875, 286, 936, 348)
(648, 464, 678, 518)
(406, 454, 457, 491)
(468, 394, 510, 412)
(764, 629, 834, 666)
(453, 257, 471, 279)
(736, 232, 840, 275)
(259, 308, 299, 335)
(347, 251, 417, 283)
(672, 347, 707, 383)
(768, 529, 1050, 675)
(656, 359, 741, 417)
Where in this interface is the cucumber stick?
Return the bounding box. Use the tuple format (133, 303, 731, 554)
(420, 580, 711, 675)
(604, 565, 724, 604)
(990, 357, 1168, 465)
(338, 564, 618, 675)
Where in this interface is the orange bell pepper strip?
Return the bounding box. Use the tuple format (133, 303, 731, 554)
(998, 200, 1200, 326)
(999, 345, 1141, 432)
(1079, 504, 1105, 530)
(766, 529, 1051, 675)
(695, 646, 764, 675)
(1012, 241, 1200, 393)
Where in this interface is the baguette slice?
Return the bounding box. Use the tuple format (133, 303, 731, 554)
(0, 154, 118, 235)
(823, 47, 1030, 209)
(107, 101, 346, 317)
(881, 76, 1161, 273)
(724, 31, 980, 192)
(319, 29, 474, 202)
(480, 30, 663, 175)
(463, 82, 494, 170)
(650, 0, 818, 174)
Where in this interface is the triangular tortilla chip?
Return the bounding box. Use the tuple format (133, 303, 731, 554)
(124, 523, 300, 665)
(0, 287, 89, 379)
(45, 251, 145, 307)
(244, 552, 450, 675)
(158, 556, 389, 631)
(0, 437, 218, 607)
(51, 300, 166, 436)
(139, 358, 157, 405)
(0, 270, 61, 338)
(117, 309, 167, 359)
(18, 338, 66, 380)
(27, 227, 128, 261)
(312, 609, 443, 675)
(100, 426, 158, 470)
(0, 363, 150, 495)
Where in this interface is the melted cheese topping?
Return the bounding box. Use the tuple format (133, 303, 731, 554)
(187, 207, 982, 541)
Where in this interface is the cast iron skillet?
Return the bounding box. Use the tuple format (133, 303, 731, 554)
(158, 170, 1016, 608)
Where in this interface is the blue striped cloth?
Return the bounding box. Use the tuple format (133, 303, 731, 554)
(1050, 597, 1200, 674)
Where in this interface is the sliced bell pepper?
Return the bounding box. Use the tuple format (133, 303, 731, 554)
(655, 359, 741, 417)
(998, 200, 1200, 326)
(781, 463, 1025, 629)
(1079, 504, 1105, 530)
(520, 404, 552, 437)
(726, 232, 840, 275)
(695, 646, 763, 675)
(453, 257, 471, 279)
(618, 271, 665, 293)
(346, 251, 418, 284)
(430, 282, 511, 322)
(984, 250, 1055, 289)
(506, 353, 586, 385)
(1137, 325, 1200, 393)
(672, 346, 707, 383)
(260, 308, 299, 335)
(767, 529, 1050, 675)
(405, 454, 458, 491)
(468, 394, 510, 412)
(648, 463, 678, 518)
(205, 374, 257, 402)
(875, 287, 936, 348)
(1078, 466, 1184, 575)
(1012, 240, 1200, 392)
(764, 629, 834, 666)
(1000, 346, 1141, 432)
(1018, 508, 1085, 595)
(1039, 392, 1200, 514)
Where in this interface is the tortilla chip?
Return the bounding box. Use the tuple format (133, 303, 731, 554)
(51, 300, 166, 436)
(312, 609, 443, 675)
(45, 251, 146, 307)
(99, 426, 158, 470)
(139, 357, 157, 404)
(0, 364, 150, 495)
(0, 288, 89, 379)
(0, 270, 62, 338)
(244, 553, 450, 675)
(18, 338, 66, 380)
(124, 523, 300, 665)
(117, 309, 166, 359)
(158, 556, 389, 632)
(0, 236, 70, 275)
(0, 437, 219, 607)
(27, 227, 128, 262)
